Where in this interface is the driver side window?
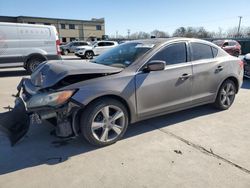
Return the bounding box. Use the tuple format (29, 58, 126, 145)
(150, 42, 187, 65)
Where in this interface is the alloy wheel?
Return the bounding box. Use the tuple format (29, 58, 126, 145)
(220, 82, 235, 108)
(91, 105, 125, 142)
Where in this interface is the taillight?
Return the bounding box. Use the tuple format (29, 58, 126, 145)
(56, 39, 61, 55)
(239, 60, 244, 69)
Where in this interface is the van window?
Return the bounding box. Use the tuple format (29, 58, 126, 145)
(191, 43, 213, 61)
(150, 42, 187, 65)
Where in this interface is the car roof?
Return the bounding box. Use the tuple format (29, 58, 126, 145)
(126, 37, 216, 47)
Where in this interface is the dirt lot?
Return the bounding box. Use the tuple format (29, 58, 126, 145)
(0, 66, 250, 188)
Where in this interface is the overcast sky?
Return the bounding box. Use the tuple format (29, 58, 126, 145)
(0, 0, 250, 36)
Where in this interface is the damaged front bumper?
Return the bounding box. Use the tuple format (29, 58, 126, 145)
(0, 78, 82, 146)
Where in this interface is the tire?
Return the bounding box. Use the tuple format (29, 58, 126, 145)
(80, 98, 129, 147)
(26, 56, 45, 74)
(62, 49, 69, 55)
(233, 51, 239, 57)
(84, 51, 94, 59)
(214, 79, 236, 110)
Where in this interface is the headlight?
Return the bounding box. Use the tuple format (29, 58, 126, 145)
(27, 90, 75, 108)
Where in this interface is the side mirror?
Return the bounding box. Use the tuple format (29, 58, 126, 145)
(145, 60, 166, 72)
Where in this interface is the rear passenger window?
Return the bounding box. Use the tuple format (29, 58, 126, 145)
(97, 42, 105, 47)
(105, 42, 114, 46)
(212, 47, 218, 57)
(191, 43, 213, 61)
(151, 42, 187, 65)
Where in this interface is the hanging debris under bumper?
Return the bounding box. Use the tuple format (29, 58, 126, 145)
(0, 97, 30, 146)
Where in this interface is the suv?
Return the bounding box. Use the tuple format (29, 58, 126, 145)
(212, 40, 241, 57)
(60, 41, 90, 55)
(75, 41, 118, 59)
(0, 22, 61, 74)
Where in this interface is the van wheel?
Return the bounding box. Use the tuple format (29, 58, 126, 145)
(84, 51, 94, 59)
(26, 57, 45, 74)
(214, 80, 236, 110)
(80, 98, 129, 147)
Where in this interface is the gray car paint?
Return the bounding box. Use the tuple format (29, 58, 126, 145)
(25, 38, 243, 124)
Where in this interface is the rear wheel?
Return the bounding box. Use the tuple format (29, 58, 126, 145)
(214, 80, 236, 110)
(62, 49, 69, 55)
(84, 51, 94, 59)
(26, 56, 45, 74)
(80, 98, 128, 147)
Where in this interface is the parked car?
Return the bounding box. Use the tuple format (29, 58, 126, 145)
(60, 41, 90, 55)
(0, 38, 244, 147)
(0, 22, 61, 74)
(243, 53, 250, 78)
(212, 39, 241, 57)
(75, 41, 118, 59)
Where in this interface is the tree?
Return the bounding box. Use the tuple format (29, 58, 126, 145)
(130, 31, 150, 39)
(172, 27, 186, 37)
(172, 27, 211, 38)
(150, 30, 170, 38)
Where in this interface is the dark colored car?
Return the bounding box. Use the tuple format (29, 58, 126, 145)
(0, 38, 244, 147)
(243, 54, 250, 78)
(212, 40, 241, 57)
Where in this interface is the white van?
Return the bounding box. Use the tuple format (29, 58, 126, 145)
(0, 22, 61, 73)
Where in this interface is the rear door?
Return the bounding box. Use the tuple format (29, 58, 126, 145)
(190, 42, 224, 104)
(135, 42, 193, 119)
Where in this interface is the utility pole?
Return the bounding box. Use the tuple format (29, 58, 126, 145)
(237, 16, 242, 37)
(127, 29, 130, 39)
(116, 31, 118, 39)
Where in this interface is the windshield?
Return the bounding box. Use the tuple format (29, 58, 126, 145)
(91, 42, 154, 68)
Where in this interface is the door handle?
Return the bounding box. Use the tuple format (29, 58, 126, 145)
(179, 73, 192, 80)
(216, 66, 224, 72)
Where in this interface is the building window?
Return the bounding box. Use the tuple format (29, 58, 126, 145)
(96, 25, 102, 30)
(70, 37, 76, 41)
(62, 37, 67, 43)
(61, 24, 66, 29)
(69, 24, 75, 29)
(44, 23, 51, 25)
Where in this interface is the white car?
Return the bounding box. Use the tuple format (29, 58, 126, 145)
(0, 22, 61, 73)
(75, 41, 118, 59)
(60, 41, 90, 55)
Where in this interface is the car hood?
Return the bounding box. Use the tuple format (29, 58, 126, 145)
(31, 60, 123, 89)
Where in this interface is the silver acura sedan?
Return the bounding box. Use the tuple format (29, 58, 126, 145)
(0, 38, 244, 147)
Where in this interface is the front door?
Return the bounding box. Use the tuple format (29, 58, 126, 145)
(135, 42, 193, 119)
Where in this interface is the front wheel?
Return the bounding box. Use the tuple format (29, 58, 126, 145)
(214, 80, 236, 110)
(80, 98, 129, 147)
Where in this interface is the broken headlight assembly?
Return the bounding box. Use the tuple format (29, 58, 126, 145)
(27, 90, 75, 109)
